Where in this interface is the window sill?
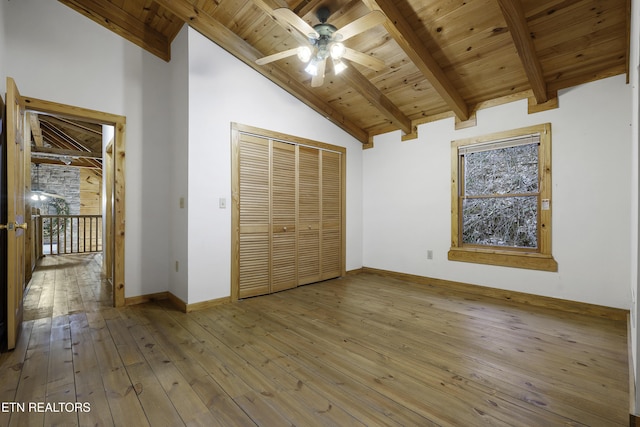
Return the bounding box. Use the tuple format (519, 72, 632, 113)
(448, 247, 558, 272)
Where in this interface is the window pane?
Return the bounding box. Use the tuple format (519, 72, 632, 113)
(464, 144, 538, 196)
(462, 196, 537, 248)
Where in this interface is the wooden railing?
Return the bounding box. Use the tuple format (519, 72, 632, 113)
(37, 214, 103, 255)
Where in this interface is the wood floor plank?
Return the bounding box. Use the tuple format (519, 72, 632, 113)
(191, 308, 368, 426)
(0, 320, 34, 427)
(44, 315, 78, 427)
(100, 364, 150, 427)
(68, 312, 114, 427)
(124, 361, 186, 427)
(9, 317, 52, 427)
(154, 307, 302, 424)
(285, 277, 627, 424)
(128, 305, 256, 426)
(126, 321, 225, 426)
(0, 254, 629, 426)
(286, 279, 628, 419)
(209, 301, 436, 426)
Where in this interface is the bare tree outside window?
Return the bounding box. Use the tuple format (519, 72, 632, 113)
(462, 143, 538, 248)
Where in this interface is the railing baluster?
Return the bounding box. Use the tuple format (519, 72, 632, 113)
(40, 215, 102, 256)
(75, 217, 79, 253)
(62, 217, 65, 254)
(83, 217, 87, 253)
(56, 218, 60, 255)
(48, 217, 53, 255)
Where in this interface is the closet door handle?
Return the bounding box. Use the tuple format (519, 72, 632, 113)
(283, 226, 287, 232)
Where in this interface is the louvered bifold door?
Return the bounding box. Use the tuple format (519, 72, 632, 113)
(320, 150, 342, 280)
(297, 146, 321, 285)
(238, 134, 270, 298)
(271, 141, 297, 292)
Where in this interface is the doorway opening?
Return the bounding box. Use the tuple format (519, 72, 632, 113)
(23, 96, 126, 308)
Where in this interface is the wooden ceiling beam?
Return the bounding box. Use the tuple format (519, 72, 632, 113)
(40, 122, 90, 152)
(28, 113, 44, 147)
(155, 0, 369, 144)
(32, 146, 102, 160)
(38, 124, 103, 170)
(340, 66, 413, 135)
(41, 115, 103, 136)
(363, 0, 469, 121)
(496, 0, 548, 104)
(294, 0, 324, 17)
(31, 157, 101, 169)
(34, 130, 103, 170)
(58, 0, 171, 61)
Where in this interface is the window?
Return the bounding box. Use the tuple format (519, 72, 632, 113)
(448, 123, 557, 271)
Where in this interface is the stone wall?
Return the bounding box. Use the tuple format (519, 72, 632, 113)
(31, 164, 80, 215)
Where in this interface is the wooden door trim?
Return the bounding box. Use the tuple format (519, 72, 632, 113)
(22, 96, 126, 307)
(231, 122, 346, 301)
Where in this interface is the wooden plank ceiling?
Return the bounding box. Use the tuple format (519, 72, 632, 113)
(29, 112, 103, 173)
(57, 0, 630, 144)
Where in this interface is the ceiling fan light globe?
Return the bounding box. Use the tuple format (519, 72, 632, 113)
(297, 46, 312, 63)
(330, 42, 346, 60)
(333, 59, 347, 74)
(305, 60, 318, 76)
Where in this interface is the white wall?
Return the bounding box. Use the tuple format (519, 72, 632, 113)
(168, 26, 190, 302)
(3, 0, 173, 298)
(364, 75, 632, 309)
(185, 28, 364, 304)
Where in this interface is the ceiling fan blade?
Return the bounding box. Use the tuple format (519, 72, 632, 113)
(335, 11, 386, 41)
(273, 8, 319, 39)
(342, 48, 385, 71)
(256, 48, 299, 65)
(311, 59, 326, 87)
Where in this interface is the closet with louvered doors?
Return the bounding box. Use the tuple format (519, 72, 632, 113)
(232, 123, 345, 300)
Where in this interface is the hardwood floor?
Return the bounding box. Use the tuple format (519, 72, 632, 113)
(0, 254, 629, 426)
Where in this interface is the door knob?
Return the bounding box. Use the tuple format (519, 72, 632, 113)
(0, 222, 27, 231)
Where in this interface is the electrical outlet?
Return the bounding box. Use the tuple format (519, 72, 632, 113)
(427, 250, 433, 260)
(175, 261, 179, 272)
(219, 198, 226, 209)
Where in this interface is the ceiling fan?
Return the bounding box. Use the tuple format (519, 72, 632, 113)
(257, 7, 386, 87)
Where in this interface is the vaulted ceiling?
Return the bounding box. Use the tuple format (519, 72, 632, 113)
(57, 0, 630, 145)
(29, 112, 103, 174)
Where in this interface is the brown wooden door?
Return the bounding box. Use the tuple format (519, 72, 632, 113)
(238, 134, 270, 298)
(233, 124, 345, 300)
(271, 141, 297, 292)
(297, 146, 321, 285)
(4, 77, 26, 350)
(320, 150, 342, 280)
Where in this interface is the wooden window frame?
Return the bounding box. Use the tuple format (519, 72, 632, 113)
(448, 123, 557, 272)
